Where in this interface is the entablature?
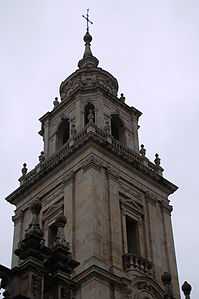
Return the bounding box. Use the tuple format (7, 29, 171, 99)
(6, 123, 177, 205)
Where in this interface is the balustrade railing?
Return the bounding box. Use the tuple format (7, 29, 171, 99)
(19, 125, 163, 186)
(123, 253, 153, 277)
(112, 139, 142, 163)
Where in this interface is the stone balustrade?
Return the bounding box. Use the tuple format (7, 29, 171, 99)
(123, 253, 153, 277)
(18, 124, 163, 186)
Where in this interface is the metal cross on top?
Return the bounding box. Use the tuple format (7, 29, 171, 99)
(82, 9, 93, 33)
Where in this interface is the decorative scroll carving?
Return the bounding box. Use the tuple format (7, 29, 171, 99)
(60, 70, 118, 101)
(138, 282, 152, 291)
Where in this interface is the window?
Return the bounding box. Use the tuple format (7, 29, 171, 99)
(48, 223, 58, 248)
(126, 215, 139, 254)
(111, 114, 125, 142)
(56, 118, 70, 149)
(84, 103, 95, 125)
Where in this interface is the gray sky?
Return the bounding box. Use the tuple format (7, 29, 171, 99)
(0, 1, 198, 298)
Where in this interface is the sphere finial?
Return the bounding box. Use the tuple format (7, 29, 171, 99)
(84, 31, 92, 44)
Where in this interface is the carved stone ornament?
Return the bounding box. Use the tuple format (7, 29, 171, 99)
(154, 153, 161, 166)
(138, 282, 152, 291)
(135, 290, 155, 299)
(53, 97, 59, 108)
(161, 272, 174, 298)
(104, 120, 111, 133)
(87, 109, 94, 123)
(123, 285, 132, 299)
(131, 280, 163, 299)
(32, 272, 42, 296)
(119, 93, 125, 102)
(21, 163, 28, 176)
(25, 198, 43, 237)
(182, 281, 192, 297)
(53, 214, 70, 250)
(59, 68, 118, 102)
(140, 144, 146, 157)
(70, 124, 77, 137)
(38, 151, 45, 163)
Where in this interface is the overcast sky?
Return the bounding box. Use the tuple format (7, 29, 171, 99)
(0, 1, 198, 298)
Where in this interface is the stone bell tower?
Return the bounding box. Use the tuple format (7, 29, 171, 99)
(0, 25, 181, 298)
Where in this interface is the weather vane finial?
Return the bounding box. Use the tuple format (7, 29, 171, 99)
(82, 9, 93, 33)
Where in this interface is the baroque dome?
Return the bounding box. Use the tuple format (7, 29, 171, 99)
(59, 31, 119, 101)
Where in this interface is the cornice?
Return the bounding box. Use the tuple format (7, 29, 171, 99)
(81, 154, 103, 173)
(105, 166, 120, 182)
(62, 171, 75, 186)
(6, 128, 178, 205)
(12, 210, 24, 225)
(73, 264, 130, 289)
(159, 201, 173, 215)
(144, 191, 158, 206)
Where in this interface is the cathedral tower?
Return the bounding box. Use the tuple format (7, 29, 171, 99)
(0, 26, 180, 298)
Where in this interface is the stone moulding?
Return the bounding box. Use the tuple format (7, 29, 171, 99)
(6, 126, 177, 204)
(72, 264, 131, 290)
(159, 201, 173, 215)
(131, 277, 165, 299)
(144, 191, 158, 206)
(81, 154, 103, 173)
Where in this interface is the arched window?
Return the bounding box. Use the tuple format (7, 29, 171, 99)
(111, 114, 125, 143)
(84, 103, 95, 126)
(56, 118, 70, 149)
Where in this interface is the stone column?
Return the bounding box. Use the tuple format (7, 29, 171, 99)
(131, 114, 139, 152)
(43, 118, 50, 157)
(160, 202, 180, 298)
(63, 171, 75, 255)
(106, 167, 123, 275)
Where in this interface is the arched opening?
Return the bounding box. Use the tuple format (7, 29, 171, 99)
(111, 114, 125, 143)
(56, 118, 70, 149)
(84, 103, 95, 125)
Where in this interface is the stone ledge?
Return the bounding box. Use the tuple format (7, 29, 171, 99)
(72, 264, 130, 289)
(6, 128, 177, 205)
